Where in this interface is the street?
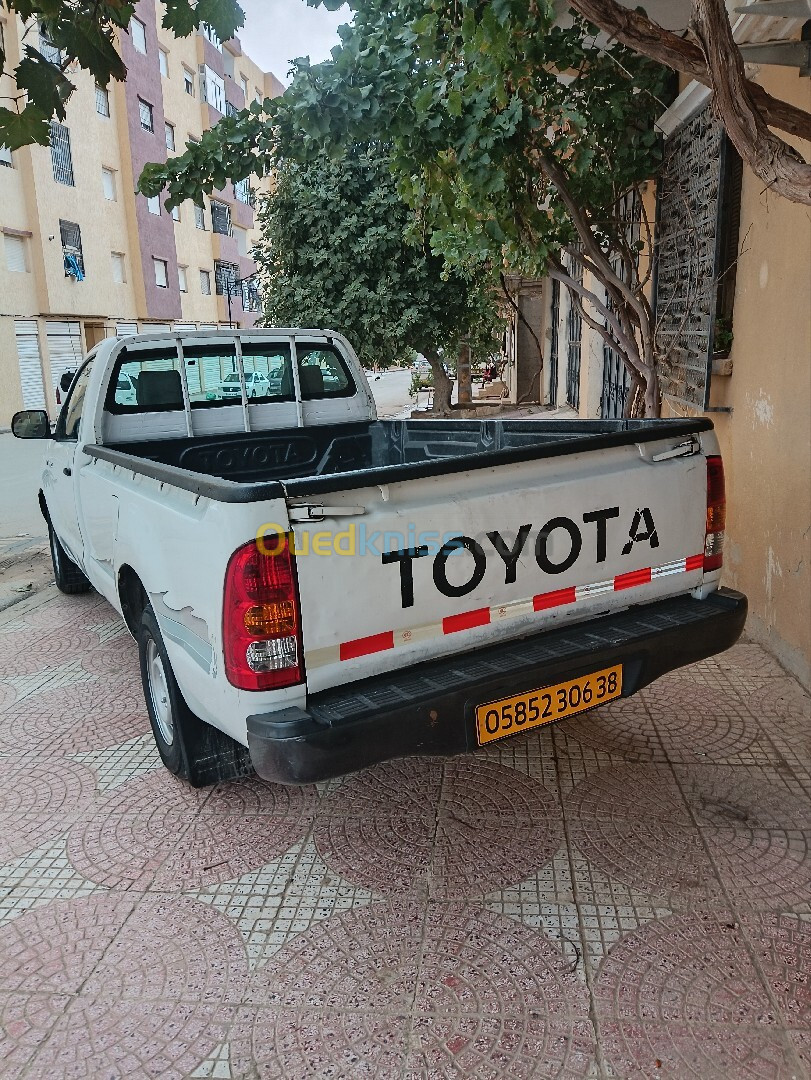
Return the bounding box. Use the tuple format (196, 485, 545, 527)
(367, 366, 414, 417)
(0, 583, 809, 1078)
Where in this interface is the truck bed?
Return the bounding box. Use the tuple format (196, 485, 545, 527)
(89, 416, 713, 501)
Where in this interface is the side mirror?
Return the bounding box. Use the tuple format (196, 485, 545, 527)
(11, 410, 51, 439)
(60, 371, 76, 394)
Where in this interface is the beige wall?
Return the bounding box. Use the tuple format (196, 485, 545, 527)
(706, 67, 811, 687)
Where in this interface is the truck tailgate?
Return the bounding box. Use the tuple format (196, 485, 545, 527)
(289, 440, 708, 694)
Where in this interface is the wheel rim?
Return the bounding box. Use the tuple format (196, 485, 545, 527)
(146, 638, 174, 746)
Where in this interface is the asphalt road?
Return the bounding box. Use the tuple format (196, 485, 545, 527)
(366, 367, 414, 418)
(0, 432, 47, 545)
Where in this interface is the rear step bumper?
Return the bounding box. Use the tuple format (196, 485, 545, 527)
(247, 588, 747, 785)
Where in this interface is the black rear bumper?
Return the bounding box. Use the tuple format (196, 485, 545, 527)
(247, 588, 747, 785)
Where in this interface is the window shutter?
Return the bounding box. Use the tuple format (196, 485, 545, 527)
(5, 235, 26, 273)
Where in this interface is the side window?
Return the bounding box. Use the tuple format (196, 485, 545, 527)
(297, 345, 355, 400)
(107, 348, 184, 413)
(58, 360, 94, 440)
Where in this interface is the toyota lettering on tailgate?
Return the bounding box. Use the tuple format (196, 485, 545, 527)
(382, 505, 660, 609)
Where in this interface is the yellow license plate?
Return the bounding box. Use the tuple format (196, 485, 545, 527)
(475, 665, 623, 745)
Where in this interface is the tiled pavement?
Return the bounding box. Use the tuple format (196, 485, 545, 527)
(0, 589, 810, 1079)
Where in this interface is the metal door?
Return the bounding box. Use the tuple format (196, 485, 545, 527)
(548, 279, 560, 406)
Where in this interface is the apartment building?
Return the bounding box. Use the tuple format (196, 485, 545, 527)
(0, 0, 283, 427)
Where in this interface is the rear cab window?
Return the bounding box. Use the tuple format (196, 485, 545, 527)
(105, 338, 355, 413)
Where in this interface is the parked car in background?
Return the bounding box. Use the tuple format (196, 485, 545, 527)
(219, 371, 271, 400)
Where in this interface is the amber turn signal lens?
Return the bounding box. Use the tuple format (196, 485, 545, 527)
(243, 602, 296, 637)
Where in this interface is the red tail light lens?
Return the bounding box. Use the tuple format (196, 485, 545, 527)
(704, 456, 726, 572)
(223, 535, 304, 691)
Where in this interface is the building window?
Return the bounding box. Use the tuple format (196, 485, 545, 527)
(241, 276, 260, 312)
(49, 122, 74, 186)
(201, 66, 226, 113)
(159, 48, 169, 77)
(200, 269, 212, 295)
(171, 204, 180, 222)
(95, 84, 110, 117)
(39, 23, 64, 66)
(255, 87, 262, 103)
(138, 99, 154, 133)
(194, 203, 206, 230)
(178, 265, 188, 292)
(4, 234, 27, 273)
(201, 23, 222, 48)
(233, 225, 248, 257)
(240, 74, 248, 97)
(130, 16, 147, 54)
(154, 258, 169, 289)
(102, 167, 116, 201)
(0, 145, 12, 168)
(164, 122, 175, 152)
(60, 220, 84, 279)
(147, 195, 161, 216)
(111, 252, 126, 283)
(233, 178, 253, 205)
(215, 260, 239, 296)
(183, 67, 195, 96)
(210, 200, 231, 236)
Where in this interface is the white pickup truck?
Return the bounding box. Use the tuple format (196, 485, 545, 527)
(12, 329, 746, 786)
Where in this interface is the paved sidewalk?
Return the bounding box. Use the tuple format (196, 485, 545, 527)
(0, 589, 809, 1079)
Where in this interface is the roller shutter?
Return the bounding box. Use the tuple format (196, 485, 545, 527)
(45, 321, 83, 401)
(14, 320, 46, 409)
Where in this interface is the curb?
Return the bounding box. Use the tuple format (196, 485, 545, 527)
(0, 582, 60, 627)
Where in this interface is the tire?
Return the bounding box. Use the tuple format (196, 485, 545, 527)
(137, 605, 253, 787)
(49, 524, 91, 595)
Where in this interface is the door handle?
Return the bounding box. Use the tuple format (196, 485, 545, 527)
(63, 467, 72, 476)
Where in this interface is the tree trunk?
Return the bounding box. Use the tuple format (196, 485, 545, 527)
(424, 349, 454, 415)
(691, 0, 811, 205)
(567, 0, 811, 145)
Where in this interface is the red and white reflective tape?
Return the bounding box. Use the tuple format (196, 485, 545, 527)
(323, 553, 704, 667)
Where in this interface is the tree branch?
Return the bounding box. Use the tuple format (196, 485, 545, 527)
(691, 0, 811, 205)
(568, 0, 811, 145)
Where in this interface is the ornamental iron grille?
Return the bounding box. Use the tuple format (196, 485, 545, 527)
(548, 278, 560, 406)
(241, 278, 261, 312)
(653, 102, 738, 411)
(215, 260, 239, 296)
(565, 247, 584, 411)
(600, 188, 640, 420)
(211, 201, 232, 236)
(50, 122, 74, 186)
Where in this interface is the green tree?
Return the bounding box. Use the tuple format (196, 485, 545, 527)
(0, 0, 245, 150)
(140, 2, 672, 415)
(253, 145, 505, 413)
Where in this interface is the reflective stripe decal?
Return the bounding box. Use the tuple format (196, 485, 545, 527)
(614, 567, 653, 591)
(333, 554, 705, 664)
(340, 630, 394, 661)
(443, 608, 490, 635)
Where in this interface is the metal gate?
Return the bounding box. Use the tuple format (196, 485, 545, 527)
(14, 320, 46, 409)
(548, 278, 560, 406)
(565, 251, 583, 410)
(600, 190, 640, 420)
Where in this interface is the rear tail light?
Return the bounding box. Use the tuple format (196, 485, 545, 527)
(704, 456, 726, 572)
(223, 535, 305, 691)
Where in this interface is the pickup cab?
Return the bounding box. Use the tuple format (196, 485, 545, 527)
(12, 329, 746, 786)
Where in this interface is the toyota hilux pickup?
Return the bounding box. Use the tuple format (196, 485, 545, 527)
(12, 329, 746, 786)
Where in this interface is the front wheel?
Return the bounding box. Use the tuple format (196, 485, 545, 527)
(138, 606, 252, 787)
(49, 524, 91, 594)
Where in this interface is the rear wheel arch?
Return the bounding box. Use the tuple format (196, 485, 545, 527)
(118, 564, 148, 637)
(38, 491, 50, 523)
